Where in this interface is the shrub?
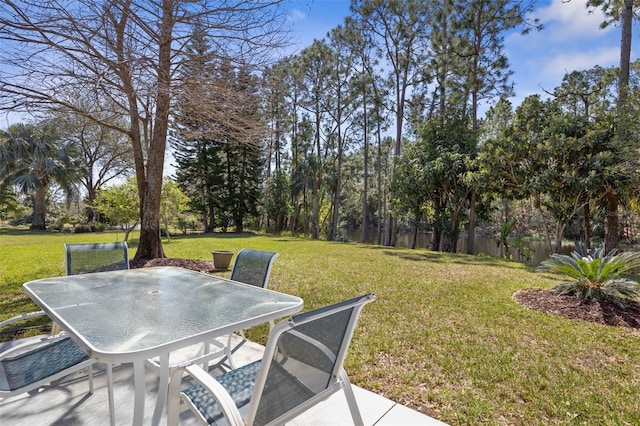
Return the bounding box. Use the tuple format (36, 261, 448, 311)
(73, 224, 93, 233)
(538, 247, 640, 307)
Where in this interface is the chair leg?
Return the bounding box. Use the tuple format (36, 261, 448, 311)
(226, 333, 237, 369)
(88, 364, 94, 394)
(339, 369, 364, 426)
(203, 342, 211, 371)
(107, 363, 115, 426)
(167, 368, 184, 426)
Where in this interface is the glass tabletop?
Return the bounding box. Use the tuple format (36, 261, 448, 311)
(23, 266, 303, 361)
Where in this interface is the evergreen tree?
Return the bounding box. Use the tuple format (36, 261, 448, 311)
(173, 30, 265, 233)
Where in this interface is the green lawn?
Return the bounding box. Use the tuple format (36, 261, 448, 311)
(2, 228, 640, 425)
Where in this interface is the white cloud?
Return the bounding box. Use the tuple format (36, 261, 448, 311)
(508, 0, 612, 52)
(538, 47, 620, 79)
(287, 8, 306, 23)
(509, 46, 619, 99)
(503, 0, 629, 106)
(534, 0, 611, 41)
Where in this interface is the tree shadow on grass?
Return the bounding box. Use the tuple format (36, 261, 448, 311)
(367, 244, 536, 269)
(0, 291, 38, 316)
(0, 292, 52, 340)
(0, 227, 40, 236)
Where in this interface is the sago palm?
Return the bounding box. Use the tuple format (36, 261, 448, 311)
(538, 247, 640, 307)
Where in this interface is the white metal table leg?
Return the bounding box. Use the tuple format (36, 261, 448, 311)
(106, 363, 115, 426)
(151, 352, 170, 426)
(133, 360, 146, 425)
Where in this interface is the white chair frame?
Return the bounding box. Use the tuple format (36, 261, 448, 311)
(167, 293, 375, 426)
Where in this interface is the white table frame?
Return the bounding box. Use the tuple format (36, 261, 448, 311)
(23, 266, 303, 426)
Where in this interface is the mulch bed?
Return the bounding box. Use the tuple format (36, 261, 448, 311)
(513, 289, 640, 329)
(129, 257, 218, 272)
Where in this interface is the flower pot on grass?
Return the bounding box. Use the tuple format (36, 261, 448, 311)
(212, 250, 234, 270)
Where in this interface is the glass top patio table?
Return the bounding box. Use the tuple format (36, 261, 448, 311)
(22, 266, 304, 425)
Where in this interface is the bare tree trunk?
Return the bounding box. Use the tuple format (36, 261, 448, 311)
(312, 104, 322, 240)
(311, 181, 320, 239)
(31, 185, 47, 230)
(387, 71, 406, 247)
(329, 151, 343, 241)
(604, 189, 619, 253)
(134, 0, 173, 261)
(329, 111, 344, 240)
(467, 188, 476, 254)
(554, 222, 566, 254)
(431, 228, 441, 251)
(448, 209, 460, 253)
(410, 209, 420, 249)
(530, 192, 553, 254)
(236, 148, 247, 233)
(361, 92, 369, 244)
(537, 206, 553, 255)
(619, 0, 633, 101)
(583, 202, 591, 249)
(123, 221, 138, 242)
(385, 215, 397, 246)
(86, 184, 97, 222)
(376, 120, 383, 245)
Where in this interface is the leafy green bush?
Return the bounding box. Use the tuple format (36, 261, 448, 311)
(538, 247, 640, 306)
(94, 222, 108, 232)
(73, 224, 93, 233)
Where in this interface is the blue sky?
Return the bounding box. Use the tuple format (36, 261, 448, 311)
(284, 0, 640, 113)
(2, 0, 636, 128)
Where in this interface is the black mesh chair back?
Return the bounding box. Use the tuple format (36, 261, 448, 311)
(64, 242, 129, 275)
(230, 249, 279, 288)
(249, 293, 375, 425)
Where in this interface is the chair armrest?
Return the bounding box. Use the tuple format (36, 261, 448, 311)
(171, 364, 244, 426)
(0, 310, 47, 329)
(145, 339, 226, 373)
(0, 333, 70, 361)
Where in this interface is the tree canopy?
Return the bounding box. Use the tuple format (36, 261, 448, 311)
(0, 0, 288, 259)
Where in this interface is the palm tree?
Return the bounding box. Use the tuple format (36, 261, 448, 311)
(0, 122, 80, 230)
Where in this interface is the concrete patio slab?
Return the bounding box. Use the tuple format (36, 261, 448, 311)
(0, 339, 448, 425)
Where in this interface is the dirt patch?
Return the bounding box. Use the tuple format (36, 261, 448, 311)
(513, 289, 640, 329)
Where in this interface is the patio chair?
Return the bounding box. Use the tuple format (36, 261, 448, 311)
(230, 249, 279, 288)
(64, 242, 129, 275)
(0, 314, 95, 400)
(65, 241, 129, 425)
(62, 242, 129, 336)
(0, 243, 127, 401)
(0, 242, 129, 342)
(167, 293, 375, 426)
